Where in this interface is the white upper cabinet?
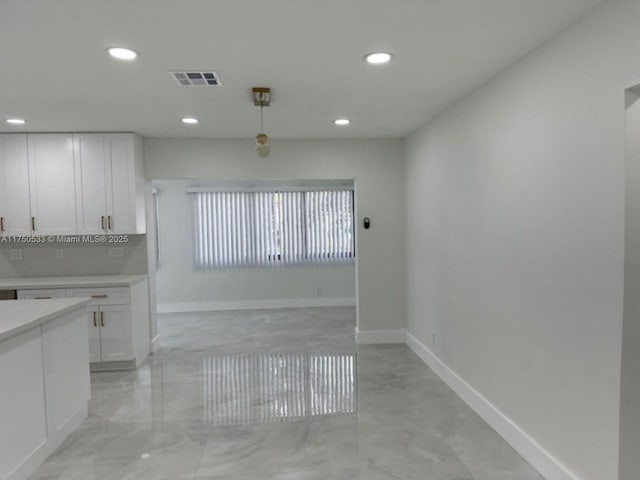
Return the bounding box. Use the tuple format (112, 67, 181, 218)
(0, 134, 31, 235)
(75, 134, 109, 234)
(105, 134, 145, 234)
(75, 133, 145, 234)
(28, 134, 78, 235)
(0, 133, 145, 236)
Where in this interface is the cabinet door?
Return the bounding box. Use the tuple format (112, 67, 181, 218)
(88, 307, 101, 363)
(0, 134, 31, 235)
(28, 134, 78, 235)
(41, 308, 90, 435)
(105, 134, 136, 234)
(75, 134, 108, 234)
(0, 327, 47, 479)
(98, 305, 132, 361)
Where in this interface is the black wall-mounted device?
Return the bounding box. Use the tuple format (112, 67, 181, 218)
(364, 217, 371, 229)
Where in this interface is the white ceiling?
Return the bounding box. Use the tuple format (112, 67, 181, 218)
(0, 0, 604, 139)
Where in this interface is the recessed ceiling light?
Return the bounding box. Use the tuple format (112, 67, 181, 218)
(364, 52, 392, 65)
(334, 118, 350, 126)
(181, 117, 199, 125)
(107, 47, 139, 61)
(5, 118, 26, 125)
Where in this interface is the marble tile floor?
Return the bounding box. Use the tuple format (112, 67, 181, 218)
(28, 307, 544, 480)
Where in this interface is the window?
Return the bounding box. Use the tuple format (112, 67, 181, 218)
(191, 186, 354, 268)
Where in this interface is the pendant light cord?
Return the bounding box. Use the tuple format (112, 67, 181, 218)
(260, 101, 264, 134)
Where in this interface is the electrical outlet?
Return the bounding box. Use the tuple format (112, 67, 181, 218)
(55, 249, 64, 259)
(9, 249, 22, 260)
(316, 287, 321, 297)
(431, 330, 436, 346)
(108, 247, 124, 258)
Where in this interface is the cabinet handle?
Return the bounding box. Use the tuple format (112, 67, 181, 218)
(93, 311, 97, 327)
(107, 215, 112, 230)
(31, 216, 36, 231)
(91, 294, 108, 299)
(101, 216, 105, 230)
(100, 311, 104, 327)
(35, 296, 52, 299)
(0, 217, 4, 232)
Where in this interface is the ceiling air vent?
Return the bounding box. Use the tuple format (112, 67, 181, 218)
(169, 71, 222, 87)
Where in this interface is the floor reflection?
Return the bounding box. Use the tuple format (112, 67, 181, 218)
(202, 352, 357, 425)
(28, 308, 545, 480)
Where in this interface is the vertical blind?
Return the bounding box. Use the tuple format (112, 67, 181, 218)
(202, 352, 357, 426)
(192, 188, 354, 268)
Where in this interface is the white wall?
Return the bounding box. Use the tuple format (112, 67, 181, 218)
(405, 1, 640, 479)
(143, 138, 405, 332)
(152, 179, 355, 311)
(621, 90, 640, 480)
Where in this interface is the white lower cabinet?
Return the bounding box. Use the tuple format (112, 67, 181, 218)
(99, 306, 130, 361)
(17, 280, 150, 371)
(17, 289, 66, 300)
(41, 309, 91, 436)
(0, 303, 89, 480)
(87, 305, 131, 363)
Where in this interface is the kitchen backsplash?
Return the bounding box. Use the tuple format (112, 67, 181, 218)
(0, 235, 148, 277)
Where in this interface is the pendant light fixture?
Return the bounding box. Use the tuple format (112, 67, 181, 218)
(253, 87, 271, 158)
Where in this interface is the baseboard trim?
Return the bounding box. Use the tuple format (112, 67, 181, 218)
(157, 297, 356, 313)
(405, 331, 579, 480)
(355, 327, 406, 344)
(5, 404, 88, 480)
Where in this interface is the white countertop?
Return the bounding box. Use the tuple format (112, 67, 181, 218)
(0, 274, 147, 290)
(0, 298, 91, 342)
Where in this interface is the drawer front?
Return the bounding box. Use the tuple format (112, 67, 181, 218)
(17, 288, 66, 300)
(65, 287, 130, 305)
